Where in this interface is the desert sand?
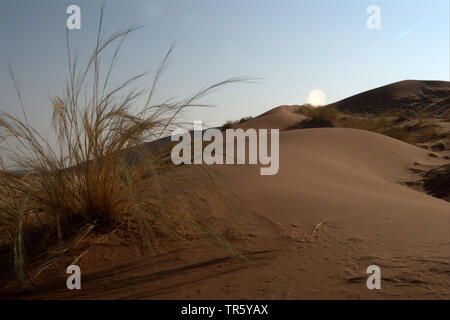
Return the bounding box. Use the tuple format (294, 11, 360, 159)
(8, 80, 449, 300)
(326, 80, 450, 115)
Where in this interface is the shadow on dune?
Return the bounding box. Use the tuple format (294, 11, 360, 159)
(7, 249, 277, 300)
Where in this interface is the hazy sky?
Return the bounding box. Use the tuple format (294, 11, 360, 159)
(0, 0, 448, 133)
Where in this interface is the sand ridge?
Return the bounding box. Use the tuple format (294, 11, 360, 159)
(18, 126, 449, 300)
(325, 80, 450, 114)
(9, 79, 449, 299)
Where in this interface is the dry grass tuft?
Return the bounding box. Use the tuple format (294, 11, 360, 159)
(221, 116, 253, 130)
(0, 8, 244, 290)
(295, 105, 448, 147)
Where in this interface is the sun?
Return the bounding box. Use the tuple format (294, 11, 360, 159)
(307, 89, 326, 106)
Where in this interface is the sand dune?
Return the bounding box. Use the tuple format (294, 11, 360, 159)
(235, 105, 306, 131)
(24, 126, 449, 300)
(325, 80, 450, 114)
(10, 79, 449, 300)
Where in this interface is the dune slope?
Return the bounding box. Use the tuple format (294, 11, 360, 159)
(21, 127, 449, 300)
(236, 105, 306, 131)
(325, 80, 450, 114)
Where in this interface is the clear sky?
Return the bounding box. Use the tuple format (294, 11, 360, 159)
(0, 0, 448, 133)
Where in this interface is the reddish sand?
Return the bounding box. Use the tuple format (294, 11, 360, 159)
(22, 116, 449, 300)
(325, 80, 450, 114)
(13, 82, 450, 300)
(236, 105, 306, 131)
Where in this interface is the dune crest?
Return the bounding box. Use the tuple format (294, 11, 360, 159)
(325, 80, 450, 114)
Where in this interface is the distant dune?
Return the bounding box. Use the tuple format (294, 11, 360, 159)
(235, 105, 306, 131)
(233, 80, 450, 131)
(325, 80, 450, 114)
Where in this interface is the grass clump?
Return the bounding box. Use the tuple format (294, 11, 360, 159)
(0, 9, 243, 290)
(336, 114, 448, 145)
(295, 105, 338, 127)
(308, 107, 338, 125)
(221, 116, 253, 130)
(295, 105, 448, 147)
